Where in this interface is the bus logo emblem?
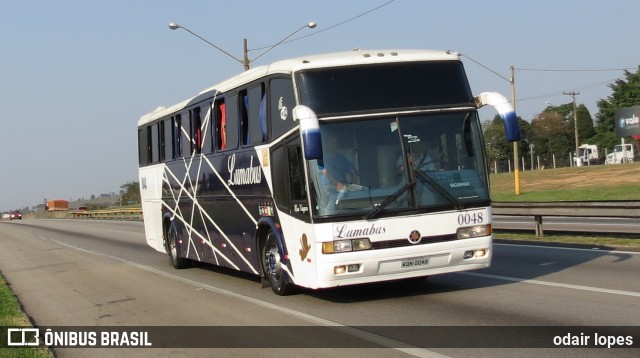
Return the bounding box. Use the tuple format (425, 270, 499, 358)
(408, 230, 421, 244)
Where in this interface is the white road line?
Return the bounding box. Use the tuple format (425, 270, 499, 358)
(460, 272, 640, 298)
(43, 235, 447, 358)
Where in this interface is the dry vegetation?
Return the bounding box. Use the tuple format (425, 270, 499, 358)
(490, 162, 640, 201)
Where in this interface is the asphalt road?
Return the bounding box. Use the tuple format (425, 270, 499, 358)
(0, 219, 638, 358)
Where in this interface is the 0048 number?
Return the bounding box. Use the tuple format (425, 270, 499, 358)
(458, 211, 484, 226)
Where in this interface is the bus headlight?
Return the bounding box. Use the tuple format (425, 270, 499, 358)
(322, 238, 372, 254)
(457, 224, 491, 239)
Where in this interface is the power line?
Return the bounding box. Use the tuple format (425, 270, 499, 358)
(460, 54, 510, 82)
(518, 78, 618, 102)
(248, 0, 397, 52)
(518, 67, 635, 72)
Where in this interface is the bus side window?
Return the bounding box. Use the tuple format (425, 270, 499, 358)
(138, 127, 148, 166)
(150, 123, 158, 163)
(181, 110, 191, 158)
(288, 146, 306, 201)
(271, 135, 309, 220)
(172, 114, 182, 158)
(269, 78, 296, 140)
(240, 89, 249, 145)
(163, 118, 172, 161)
(215, 99, 226, 150)
(200, 104, 212, 154)
(190, 107, 202, 155)
(225, 94, 239, 150)
(248, 83, 266, 144)
(158, 120, 165, 162)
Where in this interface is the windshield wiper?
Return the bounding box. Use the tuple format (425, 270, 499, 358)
(413, 168, 463, 210)
(364, 182, 415, 220)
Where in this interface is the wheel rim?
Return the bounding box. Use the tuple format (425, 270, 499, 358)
(169, 231, 178, 261)
(265, 243, 282, 280)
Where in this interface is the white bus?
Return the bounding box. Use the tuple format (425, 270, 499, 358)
(137, 49, 520, 295)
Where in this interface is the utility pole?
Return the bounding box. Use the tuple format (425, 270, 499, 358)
(510, 66, 520, 194)
(564, 91, 580, 166)
(242, 38, 250, 71)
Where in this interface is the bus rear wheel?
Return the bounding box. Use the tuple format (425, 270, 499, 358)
(262, 231, 294, 296)
(167, 224, 189, 269)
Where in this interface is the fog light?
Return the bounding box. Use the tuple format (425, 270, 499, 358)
(334, 265, 347, 274)
(348, 264, 360, 272)
(463, 250, 474, 259)
(475, 249, 487, 258)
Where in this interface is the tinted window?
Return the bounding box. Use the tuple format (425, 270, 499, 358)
(296, 61, 472, 115)
(225, 95, 239, 150)
(270, 78, 297, 140)
(138, 128, 148, 166)
(190, 107, 202, 154)
(248, 84, 266, 144)
(159, 120, 166, 162)
(150, 123, 158, 163)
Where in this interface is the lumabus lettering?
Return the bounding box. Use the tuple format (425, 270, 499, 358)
(228, 154, 262, 186)
(334, 223, 386, 238)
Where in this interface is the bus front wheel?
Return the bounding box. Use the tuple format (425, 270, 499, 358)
(262, 231, 294, 296)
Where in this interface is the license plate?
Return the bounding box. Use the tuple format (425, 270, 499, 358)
(401, 256, 430, 268)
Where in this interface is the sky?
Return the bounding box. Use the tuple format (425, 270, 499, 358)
(1, 0, 639, 212)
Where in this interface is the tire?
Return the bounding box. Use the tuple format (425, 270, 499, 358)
(262, 231, 294, 296)
(167, 223, 189, 269)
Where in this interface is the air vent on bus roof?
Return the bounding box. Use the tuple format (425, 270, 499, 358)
(362, 51, 399, 58)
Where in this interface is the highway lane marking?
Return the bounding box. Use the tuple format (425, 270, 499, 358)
(41, 235, 447, 358)
(460, 272, 640, 298)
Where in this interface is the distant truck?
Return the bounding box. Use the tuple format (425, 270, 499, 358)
(574, 144, 600, 166)
(47, 200, 69, 211)
(605, 144, 635, 164)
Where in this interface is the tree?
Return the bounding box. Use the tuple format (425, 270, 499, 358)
(530, 111, 572, 167)
(483, 115, 528, 172)
(575, 104, 596, 142)
(483, 117, 509, 163)
(544, 103, 595, 150)
(594, 66, 640, 152)
(120, 181, 140, 206)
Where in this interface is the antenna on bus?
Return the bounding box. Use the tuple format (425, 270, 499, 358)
(168, 21, 317, 71)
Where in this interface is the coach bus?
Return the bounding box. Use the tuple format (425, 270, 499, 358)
(137, 49, 520, 295)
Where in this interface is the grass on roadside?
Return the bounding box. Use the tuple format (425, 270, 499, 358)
(492, 184, 640, 202)
(494, 230, 640, 251)
(0, 273, 53, 358)
(490, 162, 640, 202)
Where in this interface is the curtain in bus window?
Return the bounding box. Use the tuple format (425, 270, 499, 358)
(197, 125, 202, 153)
(260, 94, 267, 141)
(195, 109, 202, 154)
(243, 95, 249, 144)
(220, 103, 227, 150)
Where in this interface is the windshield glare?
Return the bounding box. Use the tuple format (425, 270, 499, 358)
(309, 113, 489, 217)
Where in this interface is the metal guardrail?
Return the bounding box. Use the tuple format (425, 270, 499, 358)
(492, 201, 640, 236)
(70, 208, 143, 221)
(69, 202, 639, 236)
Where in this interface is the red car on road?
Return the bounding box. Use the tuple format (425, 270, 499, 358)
(9, 211, 22, 220)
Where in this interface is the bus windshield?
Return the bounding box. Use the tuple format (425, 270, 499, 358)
(308, 112, 489, 218)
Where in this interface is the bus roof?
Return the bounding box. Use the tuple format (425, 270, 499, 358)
(137, 49, 460, 126)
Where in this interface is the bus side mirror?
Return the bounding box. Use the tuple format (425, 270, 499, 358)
(293, 105, 323, 160)
(475, 92, 521, 142)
